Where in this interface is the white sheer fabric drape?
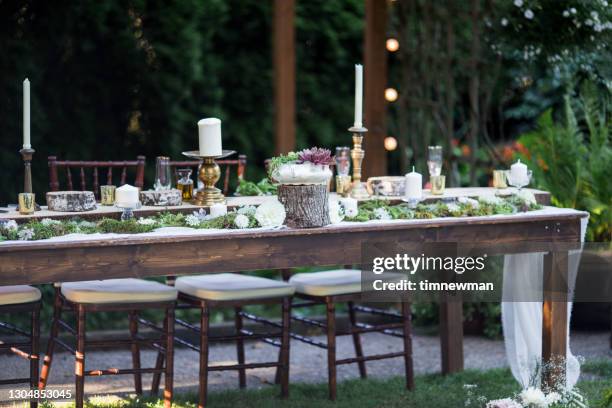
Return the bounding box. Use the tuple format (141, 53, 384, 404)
(501, 217, 588, 389)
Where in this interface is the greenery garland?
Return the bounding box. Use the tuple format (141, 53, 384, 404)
(0, 193, 542, 242)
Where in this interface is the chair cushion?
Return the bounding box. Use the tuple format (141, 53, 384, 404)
(175, 273, 295, 301)
(0, 285, 41, 306)
(61, 278, 177, 304)
(289, 269, 404, 296)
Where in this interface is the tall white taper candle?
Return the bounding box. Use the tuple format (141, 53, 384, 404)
(354, 64, 363, 128)
(23, 78, 31, 149)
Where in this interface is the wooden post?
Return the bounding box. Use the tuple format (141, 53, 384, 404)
(273, 0, 296, 155)
(542, 251, 569, 390)
(363, 0, 388, 178)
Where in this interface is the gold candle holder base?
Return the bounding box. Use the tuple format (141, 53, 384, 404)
(182, 150, 236, 206)
(19, 147, 40, 211)
(347, 126, 370, 199)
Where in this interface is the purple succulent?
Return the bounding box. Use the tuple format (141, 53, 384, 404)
(297, 147, 335, 166)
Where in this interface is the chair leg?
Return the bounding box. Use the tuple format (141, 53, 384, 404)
(279, 297, 291, 399)
(30, 305, 40, 408)
(198, 303, 210, 408)
(234, 307, 246, 388)
(164, 306, 174, 408)
(39, 290, 62, 389)
(326, 299, 337, 401)
(151, 315, 168, 396)
(129, 311, 143, 395)
(401, 301, 414, 390)
(75, 305, 86, 408)
(348, 301, 367, 379)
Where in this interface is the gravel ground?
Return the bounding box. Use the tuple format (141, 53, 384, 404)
(0, 331, 610, 398)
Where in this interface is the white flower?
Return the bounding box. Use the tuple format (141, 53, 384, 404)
(570, 7, 577, 14)
(17, 228, 34, 241)
(237, 205, 257, 216)
(2, 220, 18, 231)
(41, 218, 61, 226)
(374, 207, 391, 220)
(501, 18, 509, 26)
(520, 387, 547, 407)
(193, 208, 209, 221)
(255, 199, 286, 227)
(234, 214, 250, 229)
(585, 19, 593, 26)
(524, 9, 534, 19)
(185, 214, 202, 227)
(446, 203, 461, 213)
(545, 392, 561, 405)
(486, 398, 522, 408)
(478, 194, 503, 206)
(591, 11, 599, 20)
(328, 199, 345, 224)
(513, 0, 523, 7)
(137, 218, 156, 226)
(563, 10, 570, 17)
(516, 190, 537, 206)
(458, 197, 479, 208)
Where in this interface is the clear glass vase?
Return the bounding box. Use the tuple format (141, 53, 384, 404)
(154, 156, 172, 191)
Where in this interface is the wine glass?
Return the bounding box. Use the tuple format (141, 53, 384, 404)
(427, 146, 443, 177)
(335, 147, 351, 176)
(154, 156, 172, 191)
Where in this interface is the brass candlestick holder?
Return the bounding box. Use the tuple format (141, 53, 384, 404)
(182, 150, 235, 206)
(19, 147, 40, 211)
(348, 126, 370, 199)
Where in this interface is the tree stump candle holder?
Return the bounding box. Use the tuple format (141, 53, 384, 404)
(278, 184, 331, 228)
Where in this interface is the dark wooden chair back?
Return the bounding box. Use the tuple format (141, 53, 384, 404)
(169, 154, 247, 195)
(48, 156, 146, 199)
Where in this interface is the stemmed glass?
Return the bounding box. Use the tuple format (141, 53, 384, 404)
(427, 146, 443, 177)
(335, 147, 351, 176)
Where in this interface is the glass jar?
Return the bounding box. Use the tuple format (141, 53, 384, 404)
(154, 156, 172, 191)
(176, 168, 194, 201)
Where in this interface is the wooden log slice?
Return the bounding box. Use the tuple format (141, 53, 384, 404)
(277, 184, 331, 228)
(46, 191, 97, 212)
(139, 189, 183, 207)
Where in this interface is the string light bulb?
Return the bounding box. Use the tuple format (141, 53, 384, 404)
(386, 38, 399, 52)
(385, 88, 398, 102)
(384, 136, 398, 151)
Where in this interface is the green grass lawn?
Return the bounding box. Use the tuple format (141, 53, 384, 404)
(37, 360, 612, 408)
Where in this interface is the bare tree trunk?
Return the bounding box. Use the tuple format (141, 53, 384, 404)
(467, 0, 481, 185)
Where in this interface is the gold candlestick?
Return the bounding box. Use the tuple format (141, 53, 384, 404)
(348, 126, 370, 199)
(19, 147, 40, 212)
(183, 150, 235, 206)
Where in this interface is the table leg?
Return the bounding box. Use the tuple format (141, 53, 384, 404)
(542, 250, 569, 390)
(439, 297, 464, 374)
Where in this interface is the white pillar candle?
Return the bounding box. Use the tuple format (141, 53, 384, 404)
(198, 118, 222, 157)
(210, 203, 227, 218)
(353, 64, 363, 128)
(510, 159, 528, 185)
(115, 184, 140, 207)
(23, 78, 31, 149)
(339, 197, 358, 218)
(404, 167, 422, 200)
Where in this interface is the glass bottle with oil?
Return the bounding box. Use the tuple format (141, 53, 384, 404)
(176, 168, 194, 201)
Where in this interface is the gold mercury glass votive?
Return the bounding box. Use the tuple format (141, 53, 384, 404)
(430, 175, 446, 195)
(100, 185, 116, 206)
(18, 193, 36, 215)
(335, 175, 352, 197)
(492, 170, 508, 189)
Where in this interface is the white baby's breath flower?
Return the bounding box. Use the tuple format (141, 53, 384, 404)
(545, 392, 561, 405)
(516, 190, 537, 206)
(513, 0, 523, 7)
(234, 214, 250, 229)
(255, 199, 286, 227)
(185, 214, 202, 227)
(193, 208, 209, 221)
(458, 197, 479, 208)
(501, 18, 509, 26)
(328, 199, 345, 224)
(478, 194, 503, 206)
(374, 207, 391, 220)
(446, 203, 461, 213)
(2, 220, 18, 231)
(17, 228, 34, 241)
(237, 205, 257, 216)
(137, 218, 156, 226)
(563, 10, 570, 17)
(41, 218, 61, 226)
(520, 387, 547, 407)
(570, 7, 577, 14)
(524, 9, 534, 19)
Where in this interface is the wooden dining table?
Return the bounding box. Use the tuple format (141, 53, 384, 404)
(0, 188, 587, 386)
